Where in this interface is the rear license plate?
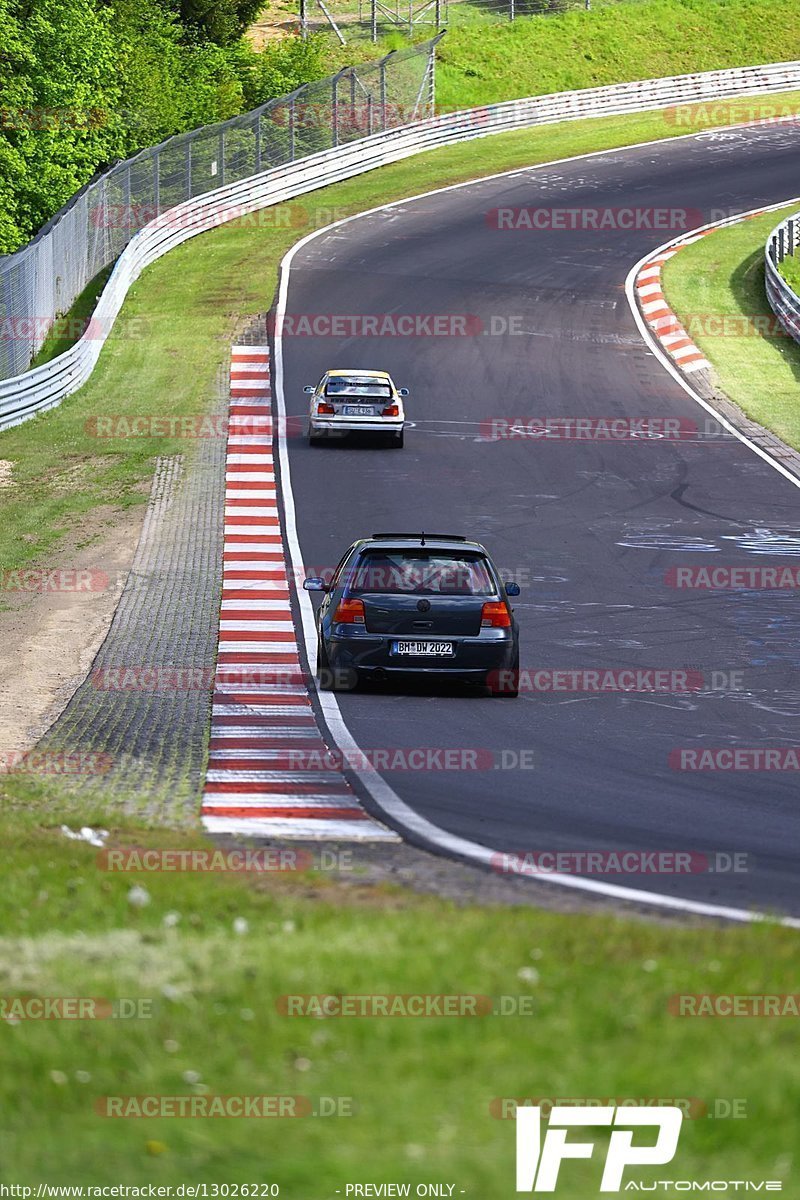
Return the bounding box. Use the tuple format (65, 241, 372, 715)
(343, 405, 375, 416)
(392, 640, 454, 658)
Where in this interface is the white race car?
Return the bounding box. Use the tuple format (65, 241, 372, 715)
(305, 369, 408, 448)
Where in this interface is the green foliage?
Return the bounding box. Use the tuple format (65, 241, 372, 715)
(111, 0, 250, 139)
(240, 35, 328, 107)
(0, 0, 327, 254)
(110, 0, 191, 145)
(0, 0, 126, 253)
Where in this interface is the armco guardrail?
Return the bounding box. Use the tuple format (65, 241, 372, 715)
(765, 212, 800, 343)
(4, 58, 800, 431)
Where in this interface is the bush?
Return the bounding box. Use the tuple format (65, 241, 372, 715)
(179, 0, 268, 46)
(241, 36, 329, 108)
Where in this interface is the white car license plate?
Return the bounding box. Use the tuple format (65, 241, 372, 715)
(393, 640, 454, 657)
(343, 405, 375, 416)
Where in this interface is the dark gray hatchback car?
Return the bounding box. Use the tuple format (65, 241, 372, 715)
(304, 534, 520, 696)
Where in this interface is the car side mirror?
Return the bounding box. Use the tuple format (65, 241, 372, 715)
(398, 388, 409, 397)
(504, 581, 521, 597)
(303, 577, 329, 592)
(303, 385, 315, 394)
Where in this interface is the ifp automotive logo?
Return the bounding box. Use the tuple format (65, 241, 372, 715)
(515, 1105, 682, 1192)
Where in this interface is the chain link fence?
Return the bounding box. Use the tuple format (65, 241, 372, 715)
(0, 36, 439, 381)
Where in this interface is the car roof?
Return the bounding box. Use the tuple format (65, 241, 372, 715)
(326, 369, 391, 379)
(354, 535, 489, 555)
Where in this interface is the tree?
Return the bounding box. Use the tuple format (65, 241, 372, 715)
(1, 0, 124, 251)
(0, 0, 327, 254)
(178, 0, 265, 45)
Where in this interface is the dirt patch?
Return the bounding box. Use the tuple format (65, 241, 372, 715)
(245, 1, 299, 47)
(246, 19, 295, 45)
(0, 505, 146, 757)
(0, 461, 14, 489)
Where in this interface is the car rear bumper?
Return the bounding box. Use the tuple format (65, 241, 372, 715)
(310, 418, 404, 435)
(325, 630, 517, 676)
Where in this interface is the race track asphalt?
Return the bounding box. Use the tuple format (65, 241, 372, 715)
(279, 122, 800, 915)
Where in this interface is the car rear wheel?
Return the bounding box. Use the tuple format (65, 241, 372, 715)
(488, 656, 519, 698)
(317, 638, 333, 690)
(317, 639, 358, 692)
(308, 427, 324, 447)
(391, 430, 404, 449)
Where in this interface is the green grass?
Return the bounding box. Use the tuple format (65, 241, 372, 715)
(0, 815, 798, 1185)
(778, 244, 800, 295)
(324, 0, 800, 110)
(661, 204, 800, 450)
(29, 267, 114, 370)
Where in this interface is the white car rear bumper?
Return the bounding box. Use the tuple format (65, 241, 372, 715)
(310, 418, 404, 434)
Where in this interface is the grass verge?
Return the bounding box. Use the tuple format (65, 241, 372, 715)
(0, 819, 798, 1184)
(661, 203, 800, 449)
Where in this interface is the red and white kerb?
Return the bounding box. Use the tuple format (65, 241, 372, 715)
(201, 346, 395, 840)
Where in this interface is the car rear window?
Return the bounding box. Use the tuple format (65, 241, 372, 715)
(325, 378, 392, 399)
(347, 551, 495, 596)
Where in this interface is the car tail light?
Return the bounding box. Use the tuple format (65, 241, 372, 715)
(333, 598, 365, 624)
(382, 404, 400, 416)
(317, 401, 335, 414)
(481, 601, 511, 628)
